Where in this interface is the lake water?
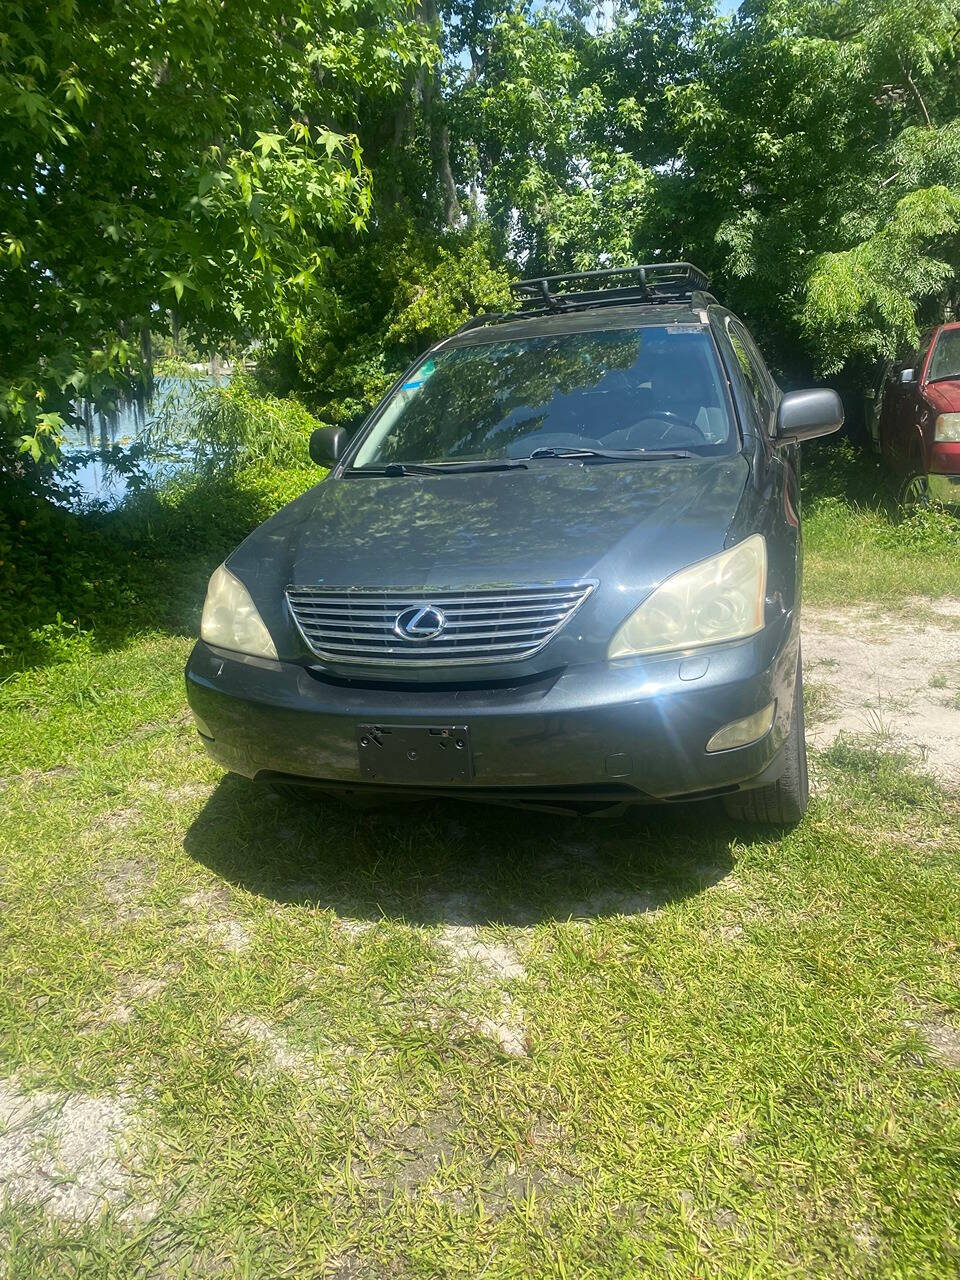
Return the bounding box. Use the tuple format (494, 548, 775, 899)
(59, 376, 219, 508)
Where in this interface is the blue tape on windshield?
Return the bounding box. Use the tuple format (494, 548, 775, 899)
(402, 359, 436, 391)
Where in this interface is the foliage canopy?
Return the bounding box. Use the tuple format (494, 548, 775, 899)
(0, 0, 433, 462)
(3, 0, 960, 472)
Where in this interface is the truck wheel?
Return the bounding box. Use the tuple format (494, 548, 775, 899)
(723, 654, 809, 827)
(898, 469, 930, 511)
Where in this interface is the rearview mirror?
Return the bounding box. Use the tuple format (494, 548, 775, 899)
(775, 389, 844, 445)
(309, 425, 350, 466)
(900, 368, 916, 384)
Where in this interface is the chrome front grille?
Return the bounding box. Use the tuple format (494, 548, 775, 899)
(285, 583, 595, 666)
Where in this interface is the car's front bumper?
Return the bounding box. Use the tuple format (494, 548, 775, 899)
(185, 611, 800, 804)
(929, 443, 960, 505)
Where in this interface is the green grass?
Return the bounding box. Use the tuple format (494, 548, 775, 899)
(2, 434, 960, 1274)
(2, 628, 960, 1277)
(802, 440, 960, 606)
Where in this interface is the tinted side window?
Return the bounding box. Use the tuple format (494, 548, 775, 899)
(726, 318, 775, 431)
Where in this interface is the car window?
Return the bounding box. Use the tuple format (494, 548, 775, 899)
(927, 329, 960, 383)
(350, 326, 736, 468)
(725, 318, 775, 431)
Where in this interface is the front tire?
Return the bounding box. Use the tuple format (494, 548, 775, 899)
(723, 652, 809, 827)
(898, 468, 930, 511)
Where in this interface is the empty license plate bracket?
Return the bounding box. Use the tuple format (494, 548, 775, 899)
(357, 724, 473, 783)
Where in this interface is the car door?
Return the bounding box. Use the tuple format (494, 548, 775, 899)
(884, 331, 934, 473)
(880, 347, 914, 471)
(867, 361, 891, 451)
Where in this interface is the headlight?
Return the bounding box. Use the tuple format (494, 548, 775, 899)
(200, 563, 278, 659)
(608, 535, 767, 659)
(935, 413, 960, 442)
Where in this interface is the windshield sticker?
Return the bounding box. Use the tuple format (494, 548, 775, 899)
(402, 358, 436, 391)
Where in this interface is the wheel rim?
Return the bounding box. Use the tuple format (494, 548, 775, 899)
(901, 472, 930, 510)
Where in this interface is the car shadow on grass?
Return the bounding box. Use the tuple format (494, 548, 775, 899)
(183, 774, 740, 927)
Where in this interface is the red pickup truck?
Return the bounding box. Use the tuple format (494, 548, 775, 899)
(874, 321, 960, 507)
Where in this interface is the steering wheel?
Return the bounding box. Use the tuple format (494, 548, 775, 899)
(626, 410, 708, 444)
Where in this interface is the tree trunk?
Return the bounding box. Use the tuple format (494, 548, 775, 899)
(418, 0, 460, 226)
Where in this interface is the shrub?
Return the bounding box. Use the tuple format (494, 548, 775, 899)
(875, 503, 960, 551)
(0, 455, 318, 671)
(153, 371, 322, 470)
(282, 223, 514, 425)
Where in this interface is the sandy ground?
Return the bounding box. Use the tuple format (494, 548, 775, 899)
(802, 598, 960, 787)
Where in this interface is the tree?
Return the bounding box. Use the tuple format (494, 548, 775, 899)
(665, 0, 960, 376)
(0, 0, 436, 465)
(439, 0, 960, 380)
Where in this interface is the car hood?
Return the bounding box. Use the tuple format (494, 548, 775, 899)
(925, 379, 960, 413)
(231, 456, 750, 661)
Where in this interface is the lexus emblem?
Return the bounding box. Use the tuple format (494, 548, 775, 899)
(394, 604, 446, 641)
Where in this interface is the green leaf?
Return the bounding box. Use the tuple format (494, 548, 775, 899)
(254, 131, 283, 157)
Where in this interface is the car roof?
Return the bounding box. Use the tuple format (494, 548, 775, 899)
(443, 301, 710, 349)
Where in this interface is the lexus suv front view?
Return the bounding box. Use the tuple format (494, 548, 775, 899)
(185, 263, 843, 824)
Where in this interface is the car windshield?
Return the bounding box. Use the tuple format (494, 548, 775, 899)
(928, 328, 960, 382)
(350, 326, 735, 469)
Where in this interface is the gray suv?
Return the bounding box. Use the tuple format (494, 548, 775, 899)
(186, 264, 842, 824)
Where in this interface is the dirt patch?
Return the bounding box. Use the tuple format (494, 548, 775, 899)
(0, 764, 75, 791)
(0, 1078, 142, 1222)
(563, 888, 664, 920)
(433, 921, 529, 1056)
(99, 975, 170, 1027)
(476, 997, 529, 1058)
(227, 1015, 315, 1077)
(180, 889, 252, 954)
(387, 1112, 459, 1196)
(438, 924, 526, 981)
(803, 600, 960, 785)
(142, 781, 214, 803)
(338, 917, 376, 938)
(100, 858, 154, 924)
(102, 807, 142, 833)
(206, 918, 252, 953)
(915, 1017, 960, 1068)
(180, 887, 230, 912)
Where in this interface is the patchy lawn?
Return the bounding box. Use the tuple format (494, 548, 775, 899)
(801, 441, 960, 608)
(803, 599, 960, 786)
(2, 605, 960, 1277)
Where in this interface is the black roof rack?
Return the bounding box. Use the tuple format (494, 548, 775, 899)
(509, 262, 711, 316)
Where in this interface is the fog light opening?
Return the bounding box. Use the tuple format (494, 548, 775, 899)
(705, 701, 776, 754)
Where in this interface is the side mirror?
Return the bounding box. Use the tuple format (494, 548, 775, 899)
(900, 368, 916, 384)
(776, 388, 844, 445)
(309, 425, 349, 466)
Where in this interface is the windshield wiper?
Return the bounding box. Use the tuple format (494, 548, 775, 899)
(928, 372, 960, 384)
(348, 459, 528, 477)
(526, 446, 696, 462)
